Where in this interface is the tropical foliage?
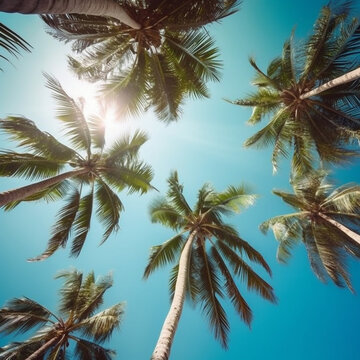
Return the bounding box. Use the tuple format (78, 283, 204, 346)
(0, 269, 124, 360)
(145, 171, 275, 359)
(229, 3, 360, 173)
(42, 0, 240, 121)
(0, 22, 31, 70)
(0, 74, 153, 260)
(261, 170, 360, 291)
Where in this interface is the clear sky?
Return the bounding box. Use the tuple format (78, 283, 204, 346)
(1, 1, 360, 359)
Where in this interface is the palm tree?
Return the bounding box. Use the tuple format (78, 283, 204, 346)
(0, 268, 124, 359)
(144, 171, 275, 360)
(0, 74, 153, 260)
(261, 170, 360, 291)
(0, 0, 140, 28)
(41, 0, 240, 122)
(0, 22, 31, 70)
(229, 2, 360, 174)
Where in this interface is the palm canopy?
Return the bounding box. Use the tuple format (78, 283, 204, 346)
(0, 22, 31, 70)
(145, 171, 275, 349)
(42, 0, 240, 122)
(261, 170, 360, 291)
(0, 269, 124, 360)
(0, 74, 154, 260)
(230, 2, 360, 174)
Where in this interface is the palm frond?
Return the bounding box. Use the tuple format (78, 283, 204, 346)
(0, 151, 64, 180)
(28, 189, 81, 262)
(149, 196, 184, 230)
(143, 233, 186, 278)
(0, 22, 31, 70)
(211, 246, 252, 326)
(0, 117, 79, 161)
(71, 188, 94, 257)
(78, 303, 124, 343)
(0, 297, 53, 335)
(44, 73, 91, 155)
(95, 179, 123, 244)
(72, 337, 115, 360)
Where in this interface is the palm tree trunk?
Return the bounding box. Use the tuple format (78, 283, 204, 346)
(25, 337, 59, 360)
(300, 67, 360, 99)
(0, 168, 87, 207)
(151, 231, 197, 360)
(0, 0, 141, 29)
(318, 213, 360, 246)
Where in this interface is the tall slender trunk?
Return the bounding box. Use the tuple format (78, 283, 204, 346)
(0, 0, 141, 29)
(151, 231, 197, 360)
(318, 212, 360, 246)
(300, 67, 360, 99)
(0, 168, 87, 207)
(25, 336, 59, 360)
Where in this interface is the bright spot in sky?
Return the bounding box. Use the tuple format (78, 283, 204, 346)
(61, 77, 140, 146)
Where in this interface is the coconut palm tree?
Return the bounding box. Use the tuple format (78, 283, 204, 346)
(229, 2, 360, 174)
(0, 0, 140, 28)
(144, 171, 275, 360)
(261, 170, 360, 291)
(0, 22, 31, 70)
(41, 0, 240, 122)
(0, 74, 153, 260)
(0, 268, 124, 359)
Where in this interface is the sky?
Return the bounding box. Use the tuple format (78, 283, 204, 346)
(1, 1, 360, 359)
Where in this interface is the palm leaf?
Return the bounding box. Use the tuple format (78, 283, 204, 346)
(44, 73, 91, 155)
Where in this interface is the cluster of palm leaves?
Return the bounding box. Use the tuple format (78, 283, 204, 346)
(42, 0, 240, 122)
(144, 172, 275, 358)
(1, 0, 360, 359)
(230, 2, 360, 174)
(0, 73, 154, 260)
(0, 269, 124, 359)
(229, 2, 360, 292)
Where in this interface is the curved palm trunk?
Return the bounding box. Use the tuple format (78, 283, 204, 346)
(300, 67, 360, 99)
(0, 168, 87, 207)
(319, 213, 360, 246)
(151, 231, 197, 360)
(25, 336, 59, 360)
(0, 0, 141, 29)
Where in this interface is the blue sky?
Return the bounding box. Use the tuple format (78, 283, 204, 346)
(1, 1, 360, 359)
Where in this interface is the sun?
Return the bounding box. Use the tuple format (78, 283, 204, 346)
(60, 76, 138, 145)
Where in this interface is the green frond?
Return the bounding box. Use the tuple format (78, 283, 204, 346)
(149, 197, 184, 230)
(272, 190, 308, 210)
(0, 338, 47, 360)
(0, 117, 78, 161)
(71, 188, 94, 257)
(0, 297, 52, 335)
(28, 189, 80, 262)
(44, 73, 91, 155)
(95, 179, 123, 244)
(75, 272, 114, 322)
(78, 303, 124, 343)
(211, 246, 252, 326)
(72, 337, 115, 360)
(196, 244, 230, 348)
(105, 130, 148, 164)
(55, 269, 83, 316)
(166, 171, 193, 216)
(216, 242, 276, 303)
(143, 233, 186, 278)
(322, 184, 360, 212)
(209, 223, 272, 275)
(164, 31, 221, 82)
(0, 151, 64, 180)
(0, 22, 31, 70)
(248, 56, 281, 90)
(210, 184, 256, 214)
(146, 50, 183, 123)
(88, 114, 105, 151)
(102, 161, 154, 194)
